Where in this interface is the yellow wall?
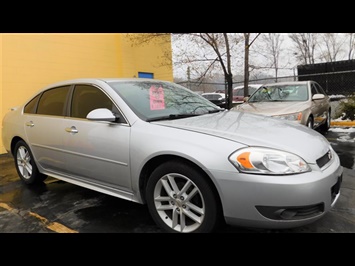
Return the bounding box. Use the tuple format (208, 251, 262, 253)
(119, 34, 173, 80)
(0, 34, 3, 154)
(0, 33, 172, 154)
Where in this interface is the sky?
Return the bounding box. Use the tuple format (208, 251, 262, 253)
(171, 33, 295, 80)
(171, 33, 353, 81)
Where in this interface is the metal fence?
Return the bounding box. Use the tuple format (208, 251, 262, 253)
(177, 69, 355, 97)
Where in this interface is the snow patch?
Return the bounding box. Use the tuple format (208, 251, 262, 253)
(329, 94, 346, 100)
(329, 127, 355, 133)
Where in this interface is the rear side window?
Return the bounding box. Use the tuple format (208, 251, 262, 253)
(37, 86, 70, 116)
(234, 89, 243, 96)
(24, 94, 40, 114)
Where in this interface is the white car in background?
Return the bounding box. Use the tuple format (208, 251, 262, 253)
(233, 84, 263, 103)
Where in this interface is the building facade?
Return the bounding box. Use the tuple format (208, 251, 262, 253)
(0, 33, 173, 154)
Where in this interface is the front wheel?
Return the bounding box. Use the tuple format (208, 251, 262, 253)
(14, 140, 47, 185)
(146, 160, 221, 233)
(306, 116, 314, 129)
(320, 110, 331, 133)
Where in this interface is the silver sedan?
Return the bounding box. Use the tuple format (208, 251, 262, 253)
(1, 78, 343, 233)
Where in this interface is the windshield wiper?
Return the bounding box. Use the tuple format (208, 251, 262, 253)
(208, 108, 225, 113)
(147, 113, 201, 122)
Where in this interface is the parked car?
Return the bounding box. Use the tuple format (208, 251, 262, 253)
(234, 80, 332, 132)
(233, 84, 263, 103)
(201, 92, 226, 108)
(2, 78, 342, 233)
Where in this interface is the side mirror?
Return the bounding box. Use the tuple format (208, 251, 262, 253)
(312, 94, 325, 100)
(87, 108, 116, 122)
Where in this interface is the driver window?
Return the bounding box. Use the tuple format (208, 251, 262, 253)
(71, 85, 124, 122)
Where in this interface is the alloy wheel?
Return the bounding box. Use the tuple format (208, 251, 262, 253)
(153, 173, 205, 233)
(16, 146, 32, 180)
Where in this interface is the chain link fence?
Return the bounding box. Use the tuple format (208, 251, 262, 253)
(177, 69, 355, 97)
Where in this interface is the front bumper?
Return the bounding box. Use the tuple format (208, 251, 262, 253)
(212, 155, 343, 229)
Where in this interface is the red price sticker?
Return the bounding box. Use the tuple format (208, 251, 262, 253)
(149, 86, 165, 110)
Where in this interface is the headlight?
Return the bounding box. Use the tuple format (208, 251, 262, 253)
(229, 147, 311, 175)
(273, 112, 302, 121)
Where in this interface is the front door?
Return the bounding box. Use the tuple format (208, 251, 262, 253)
(62, 84, 132, 192)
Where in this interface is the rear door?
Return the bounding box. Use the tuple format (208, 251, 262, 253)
(23, 86, 70, 173)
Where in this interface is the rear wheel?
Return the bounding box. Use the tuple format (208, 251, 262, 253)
(146, 160, 221, 233)
(14, 140, 47, 185)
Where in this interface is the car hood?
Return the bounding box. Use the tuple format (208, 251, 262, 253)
(152, 110, 330, 163)
(236, 101, 309, 116)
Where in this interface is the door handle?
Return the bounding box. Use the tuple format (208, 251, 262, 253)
(65, 126, 79, 134)
(26, 121, 34, 127)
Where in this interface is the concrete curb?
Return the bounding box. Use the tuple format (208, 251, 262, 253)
(331, 121, 355, 127)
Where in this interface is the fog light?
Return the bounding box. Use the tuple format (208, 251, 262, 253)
(279, 209, 297, 219)
(274, 209, 297, 219)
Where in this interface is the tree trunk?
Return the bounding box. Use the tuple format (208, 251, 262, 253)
(243, 34, 250, 98)
(225, 73, 233, 109)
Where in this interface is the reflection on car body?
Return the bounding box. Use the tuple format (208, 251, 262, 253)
(2, 78, 342, 233)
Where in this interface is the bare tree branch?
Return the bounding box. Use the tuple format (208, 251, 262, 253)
(289, 33, 318, 65)
(347, 33, 355, 60)
(318, 33, 345, 62)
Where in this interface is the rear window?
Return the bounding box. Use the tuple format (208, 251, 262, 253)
(234, 89, 243, 96)
(24, 94, 40, 114)
(37, 86, 70, 116)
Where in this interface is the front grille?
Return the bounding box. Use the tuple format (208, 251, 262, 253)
(256, 203, 324, 220)
(331, 175, 342, 203)
(316, 150, 332, 168)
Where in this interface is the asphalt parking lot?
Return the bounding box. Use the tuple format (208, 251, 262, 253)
(0, 128, 354, 233)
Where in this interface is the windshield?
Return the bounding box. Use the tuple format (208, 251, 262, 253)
(108, 80, 221, 121)
(248, 84, 309, 102)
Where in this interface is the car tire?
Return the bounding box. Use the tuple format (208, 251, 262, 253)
(146, 160, 221, 233)
(320, 109, 331, 133)
(306, 116, 314, 129)
(14, 140, 47, 185)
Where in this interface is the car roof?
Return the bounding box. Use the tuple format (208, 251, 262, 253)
(233, 84, 264, 90)
(38, 78, 172, 91)
(263, 81, 311, 87)
(29, 78, 175, 100)
(202, 92, 225, 96)
(50, 77, 166, 85)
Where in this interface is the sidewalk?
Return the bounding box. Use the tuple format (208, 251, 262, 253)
(331, 120, 355, 127)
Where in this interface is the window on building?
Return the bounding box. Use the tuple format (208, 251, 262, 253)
(138, 72, 154, 79)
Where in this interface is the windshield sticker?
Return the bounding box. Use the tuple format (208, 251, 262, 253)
(149, 86, 165, 110)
